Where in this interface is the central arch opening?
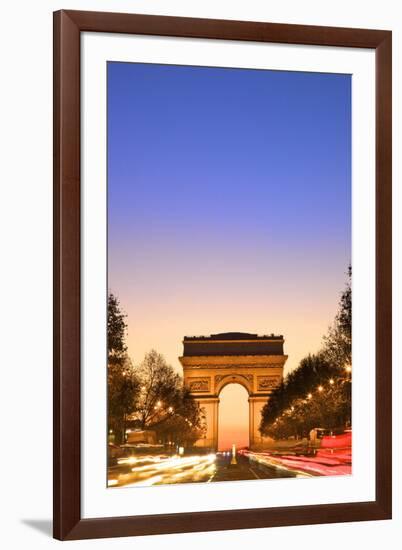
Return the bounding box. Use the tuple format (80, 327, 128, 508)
(218, 383, 249, 451)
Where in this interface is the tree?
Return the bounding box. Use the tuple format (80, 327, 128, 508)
(322, 265, 351, 370)
(108, 292, 127, 362)
(260, 353, 333, 437)
(107, 296, 204, 447)
(262, 377, 351, 439)
(259, 267, 352, 439)
(108, 356, 140, 444)
(134, 350, 205, 445)
(107, 292, 139, 443)
(135, 350, 182, 429)
(151, 387, 206, 446)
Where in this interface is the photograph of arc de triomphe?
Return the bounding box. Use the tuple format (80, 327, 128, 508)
(107, 61, 352, 487)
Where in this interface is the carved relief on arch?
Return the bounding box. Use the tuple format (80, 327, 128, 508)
(256, 375, 281, 391)
(187, 377, 211, 392)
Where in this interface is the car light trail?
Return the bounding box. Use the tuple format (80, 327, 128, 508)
(110, 453, 217, 487)
(241, 447, 351, 477)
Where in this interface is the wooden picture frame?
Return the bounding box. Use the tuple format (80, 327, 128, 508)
(53, 9, 392, 540)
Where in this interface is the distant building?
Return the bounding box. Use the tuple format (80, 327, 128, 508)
(126, 430, 157, 445)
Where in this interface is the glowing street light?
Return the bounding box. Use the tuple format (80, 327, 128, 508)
(329, 378, 335, 385)
(317, 385, 324, 392)
(307, 393, 312, 400)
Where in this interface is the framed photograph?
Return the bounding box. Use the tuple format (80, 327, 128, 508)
(53, 10, 392, 540)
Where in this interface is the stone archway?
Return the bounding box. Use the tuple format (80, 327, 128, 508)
(179, 332, 288, 450)
(217, 380, 250, 450)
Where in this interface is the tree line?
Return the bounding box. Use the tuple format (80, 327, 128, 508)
(108, 293, 205, 446)
(259, 266, 351, 439)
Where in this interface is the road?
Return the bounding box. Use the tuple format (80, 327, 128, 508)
(210, 452, 297, 482)
(108, 451, 298, 488)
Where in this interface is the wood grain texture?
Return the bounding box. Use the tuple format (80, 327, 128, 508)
(53, 10, 392, 540)
(53, 10, 81, 541)
(374, 33, 392, 517)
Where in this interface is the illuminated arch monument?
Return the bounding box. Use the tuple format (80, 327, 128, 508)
(179, 332, 287, 450)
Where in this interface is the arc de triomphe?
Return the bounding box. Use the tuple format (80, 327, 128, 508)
(179, 332, 287, 450)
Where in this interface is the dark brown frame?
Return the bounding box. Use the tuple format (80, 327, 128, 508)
(54, 9, 392, 541)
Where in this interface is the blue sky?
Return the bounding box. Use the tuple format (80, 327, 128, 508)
(108, 61, 351, 378)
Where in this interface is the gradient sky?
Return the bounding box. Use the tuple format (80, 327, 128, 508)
(108, 62, 351, 448)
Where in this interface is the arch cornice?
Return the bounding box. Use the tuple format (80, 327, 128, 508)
(179, 354, 288, 367)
